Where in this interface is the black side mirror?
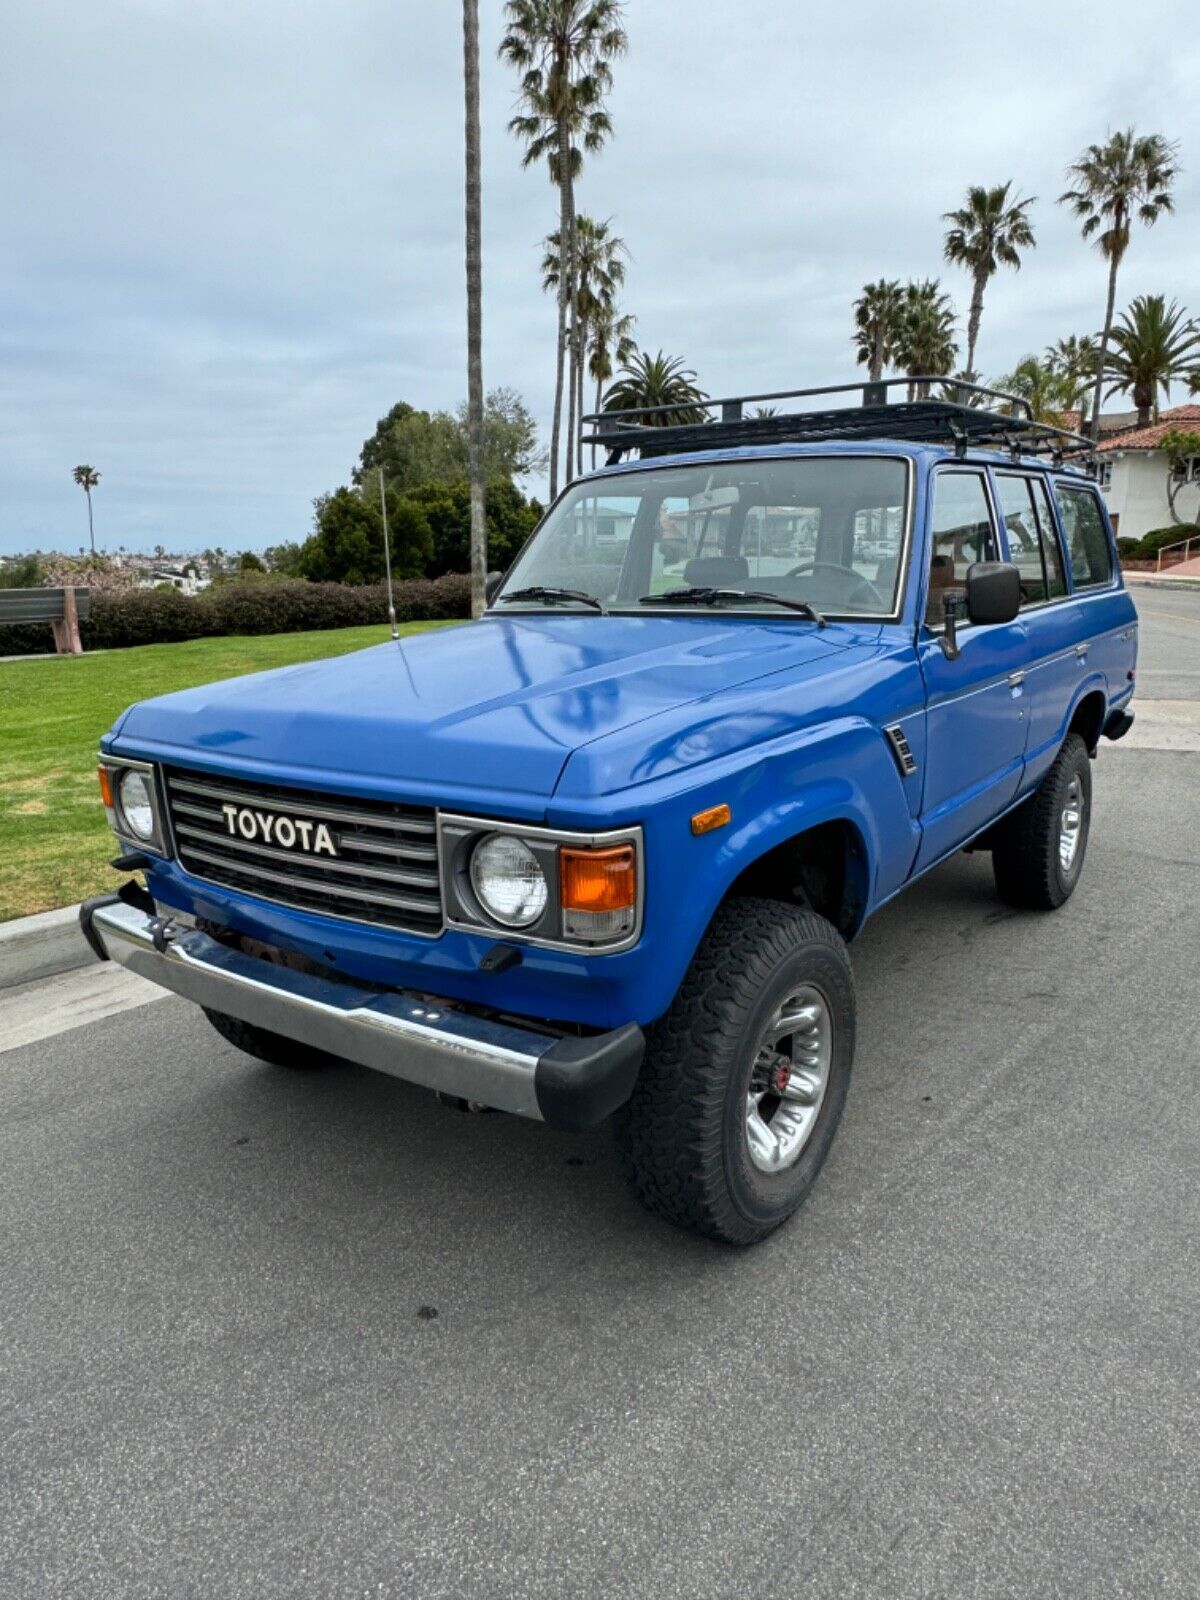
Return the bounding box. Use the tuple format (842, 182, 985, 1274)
(939, 561, 1020, 660)
(965, 561, 1021, 626)
(485, 570, 504, 605)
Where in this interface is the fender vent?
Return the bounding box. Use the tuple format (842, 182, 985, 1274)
(885, 725, 918, 777)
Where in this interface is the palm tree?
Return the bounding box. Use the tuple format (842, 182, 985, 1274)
(586, 304, 636, 466)
(1044, 335, 1098, 430)
(543, 214, 628, 473)
(499, 2, 627, 499)
(462, 0, 487, 618)
(893, 281, 957, 399)
(942, 183, 1036, 379)
(1059, 128, 1179, 443)
(603, 350, 707, 424)
(72, 465, 100, 555)
(1102, 295, 1200, 425)
(994, 356, 1073, 426)
(852, 279, 904, 384)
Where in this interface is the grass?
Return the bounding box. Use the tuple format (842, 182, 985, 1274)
(0, 621, 457, 922)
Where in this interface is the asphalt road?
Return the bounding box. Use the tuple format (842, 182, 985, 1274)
(3, 593, 1199, 1599)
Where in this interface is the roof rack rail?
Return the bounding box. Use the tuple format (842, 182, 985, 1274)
(581, 376, 1096, 472)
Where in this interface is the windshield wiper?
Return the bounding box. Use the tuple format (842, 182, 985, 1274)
(498, 585, 606, 613)
(638, 587, 826, 627)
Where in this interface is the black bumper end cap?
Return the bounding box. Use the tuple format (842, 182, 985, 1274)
(79, 892, 122, 962)
(110, 850, 153, 872)
(1103, 709, 1135, 742)
(534, 1022, 645, 1131)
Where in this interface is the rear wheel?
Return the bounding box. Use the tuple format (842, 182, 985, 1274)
(614, 898, 855, 1245)
(991, 732, 1092, 910)
(202, 1007, 340, 1071)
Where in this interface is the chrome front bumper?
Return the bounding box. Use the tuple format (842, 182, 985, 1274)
(83, 897, 643, 1129)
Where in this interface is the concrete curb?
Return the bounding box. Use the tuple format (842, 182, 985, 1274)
(0, 903, 95, 991)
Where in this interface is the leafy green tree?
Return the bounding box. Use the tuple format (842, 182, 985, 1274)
(587, 302, 636, 466)
(1160, 428, 1200, 525)
(0, 555, 41, 588)
(993, 356, 1074, 424)
(942, 183, 1036, 378)
(72, 465, 100, 555)
(893, 281, 958, 399)
(404, 480, 541, 577)
(853, 279, 904, 384)
(500, 1, 627, 498)
(238, 550, 266, 573)
(1059, 128, 1179, 442)
(603, 350, 707, 424)
(355, 391, 542, 493)
(263, 542, 306, 576)
(300, 487, 431, 585)
(1102, 295, 1200, 424)
(544, 214, 629, 475)
(1044, 335, 1098, 429)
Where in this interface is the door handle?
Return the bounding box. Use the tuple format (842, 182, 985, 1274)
(1075, 644, 1089, 659)
(1008, 671, 1026, 688)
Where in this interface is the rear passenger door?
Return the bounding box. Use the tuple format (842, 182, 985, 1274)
(915, 468, 1029, 870)
(1053, 481, 1137, 733)
(991, 470, 1086, 789)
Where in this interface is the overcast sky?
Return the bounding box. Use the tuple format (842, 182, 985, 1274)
(3, 0, 1197, 556)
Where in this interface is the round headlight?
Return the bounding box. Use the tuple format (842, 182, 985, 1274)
(469, 834, 548, 928)
(118, 769, 156, 840)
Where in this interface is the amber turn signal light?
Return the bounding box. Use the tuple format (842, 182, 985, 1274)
(691, 803, 731, 836)
(559, 844, 637, 913)
(97, 765, 114, 808)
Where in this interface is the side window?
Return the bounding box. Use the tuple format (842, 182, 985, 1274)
(1027, 479, 1067, 600)
(1055, 485, 1113, 589)
(926, 471, 996, 627)
(993, 474, 1067, 607)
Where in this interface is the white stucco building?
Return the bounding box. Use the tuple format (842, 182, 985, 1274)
(1097, 404, 1200, 542)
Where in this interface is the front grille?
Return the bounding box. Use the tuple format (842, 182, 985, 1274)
(163, 767, 443, 936)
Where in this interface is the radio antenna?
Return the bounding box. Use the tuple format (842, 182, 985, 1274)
(378, 467, 399, 641)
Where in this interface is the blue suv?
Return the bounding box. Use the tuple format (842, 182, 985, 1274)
(84, 381, 1137, 1244)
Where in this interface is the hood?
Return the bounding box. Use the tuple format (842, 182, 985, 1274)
(109, 614, 862, 808)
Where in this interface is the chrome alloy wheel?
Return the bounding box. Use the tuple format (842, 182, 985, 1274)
(1059, 775, 1084, 873)
(745, 986, 832, 1174)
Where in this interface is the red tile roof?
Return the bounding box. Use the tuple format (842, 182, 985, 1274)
(1097, 405, 1200, 451)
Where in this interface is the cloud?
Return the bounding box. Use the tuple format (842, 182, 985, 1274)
(2, 0, 1197, 553)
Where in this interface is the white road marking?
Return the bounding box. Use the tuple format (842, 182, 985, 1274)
(0, 962, 167, 1054)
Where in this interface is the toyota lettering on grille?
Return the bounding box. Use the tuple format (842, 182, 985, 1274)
(221, 804, 338, 857)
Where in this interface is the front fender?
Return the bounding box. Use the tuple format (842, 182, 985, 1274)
(548, 713, 921, 1024)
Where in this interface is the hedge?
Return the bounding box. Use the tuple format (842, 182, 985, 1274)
(0, 573, 471, 657)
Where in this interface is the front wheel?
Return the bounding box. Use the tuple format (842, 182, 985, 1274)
(991, 732, 1092, 910)
(614, 898, 855, 1245)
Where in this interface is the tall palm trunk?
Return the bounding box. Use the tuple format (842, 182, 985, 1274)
(562, 166, 578, 487)
(870, 329, 884, 384)
(85, 489, 95, 556)
(547, 114, 572, 500)
(592, 372, 602, 469)
(1090, 241, 1123, 445)
(965, 270, 986, 378)
(462, 0, 487, 617)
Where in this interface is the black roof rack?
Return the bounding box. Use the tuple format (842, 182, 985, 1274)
(582, 377, 1096, 472)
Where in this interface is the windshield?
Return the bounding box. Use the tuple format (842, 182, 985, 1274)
(496, 455, 910, 617)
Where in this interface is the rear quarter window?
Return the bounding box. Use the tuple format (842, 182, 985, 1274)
(1054, 484, 1113, 589)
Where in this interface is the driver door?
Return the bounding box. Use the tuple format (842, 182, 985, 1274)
(915, 468, 1028, 871)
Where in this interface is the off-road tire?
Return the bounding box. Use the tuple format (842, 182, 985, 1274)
(202, 1007, 340, 1071)
(991, 732, 1092, 910)
(613, 897, 855, 1246)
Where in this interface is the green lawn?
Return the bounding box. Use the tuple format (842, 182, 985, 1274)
(0, 621, 457, 922)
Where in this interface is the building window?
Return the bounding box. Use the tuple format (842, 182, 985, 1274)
(1096, 461, 1113, 490)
